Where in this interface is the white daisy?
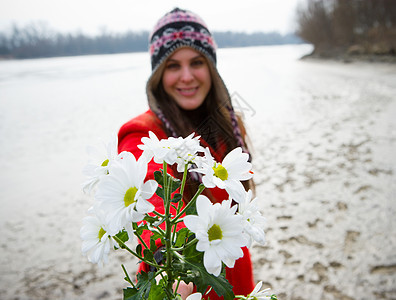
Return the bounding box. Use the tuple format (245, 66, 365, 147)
(246, 281, 273, 299)
(82, 133, 120, 194)
(169, 133, 204, 172)
(192, 147, 253, 203)
(183, 195, 247, 276)
(238, 190, 266, 248)
(95, 151, 158, 237)
(80, 210, 117, 267)
(138, 131, 203, 171)
(186, 292, 202, 300)
(138, 131, 170, 164)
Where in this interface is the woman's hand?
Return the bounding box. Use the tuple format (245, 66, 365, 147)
(155, 275, 194, 299)
(174, 281, 194, 300)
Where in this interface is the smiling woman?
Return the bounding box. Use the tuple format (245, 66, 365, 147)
(117, 7, 256, 299)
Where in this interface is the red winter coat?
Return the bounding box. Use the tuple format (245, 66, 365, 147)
(118, 109, 255, 299)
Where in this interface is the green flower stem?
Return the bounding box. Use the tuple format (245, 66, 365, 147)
(165, 221, 175, 295)
(135, 230, 149, 250)
(171, 223, 177, 245)
(171, 164, 189, 244)
(179, 164, 189, 196)
(171, 238, 198, 252)
(156, 269, 165, 280)
(162, 162, 176, 298)
(121, 264, 135, 288)
(172, 184, 205, 222)
(112, 235, 163, 270)
(171, 224, 176, 245)
(152, 210, 165, 218)
(163, 162, 171, 203)
(149, 225, 166, 236)
(172, 250, 184, 261)
(174, 277, 182, 297)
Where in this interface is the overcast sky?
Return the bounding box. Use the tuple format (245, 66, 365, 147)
(0, 0, 303, 35)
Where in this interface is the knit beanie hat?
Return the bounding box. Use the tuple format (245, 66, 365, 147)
(149, 8, 217, 73)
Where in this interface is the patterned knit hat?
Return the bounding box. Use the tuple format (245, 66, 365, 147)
(149, 8, 217, 72)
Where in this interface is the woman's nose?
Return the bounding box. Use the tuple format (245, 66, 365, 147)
(180, 67, 194, 83)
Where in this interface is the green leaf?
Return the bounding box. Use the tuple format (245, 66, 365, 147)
(123, 271, 171, 300)
(171, 193, 182, 203)
(143, 215, 158, 225)
(154, 169, 182, 206)
(115, 230, 129, 244)
(177, 246, 235, 299)
(154, 169, 181, 193)
(150, 238, 158, 252)
(123, 287, 138, 300)
(143, 248, 154, 262)
(151, 231, 163, 243)
(136, 244, 142, 257)
(124, 271, 155, 300)
(183, 241, 201, 262)
(156, 186, 165, 199)
(185, 203, 197, 215)
(148, 281, 166, 299)
(154, 170, 164, 185)
(184, 261, 233, 299)
(185, 232, 196, 244)
(134, 223, 149, 236)
(167, 175, 181, 194)
(153, 217, 166, 228)
(174, 227, 190, 248)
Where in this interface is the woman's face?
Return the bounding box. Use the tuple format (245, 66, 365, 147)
(162, 47, 212, 110)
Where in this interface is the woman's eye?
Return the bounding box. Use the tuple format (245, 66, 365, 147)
(191, 59, 204, 67)
(166, 63, 179, 69)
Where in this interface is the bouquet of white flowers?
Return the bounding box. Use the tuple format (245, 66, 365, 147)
(81, 132, 276, 300)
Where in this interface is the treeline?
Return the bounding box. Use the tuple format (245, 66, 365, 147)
(0, 23, 149, 59)
(296, 0, 396, 58)
(0, 22, 303, 59)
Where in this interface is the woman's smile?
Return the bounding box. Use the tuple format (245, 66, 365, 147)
(177, 87, 199, 96)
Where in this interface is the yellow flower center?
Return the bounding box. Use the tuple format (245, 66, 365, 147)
(208, 224, 223, 241)
(124, 187, 138, 207)
(98, 227, 106, 240)
(101, 159, 109, 167)
(212, 164, 228, 181)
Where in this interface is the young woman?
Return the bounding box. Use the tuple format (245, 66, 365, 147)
(118, 8, 255, 299)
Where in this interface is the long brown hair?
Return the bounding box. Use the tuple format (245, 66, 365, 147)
(148, 54, 254, 198)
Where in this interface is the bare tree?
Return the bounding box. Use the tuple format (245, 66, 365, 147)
(295, 0, 396, 57)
